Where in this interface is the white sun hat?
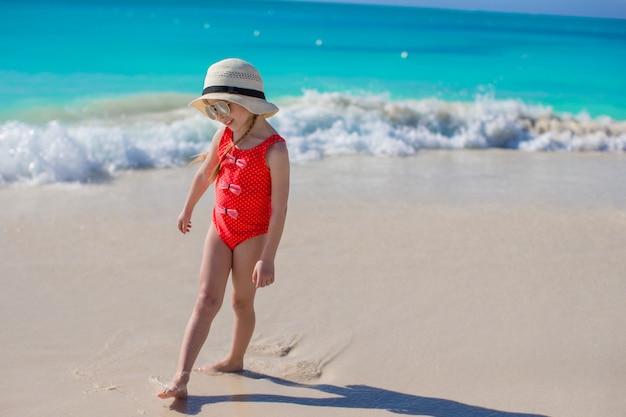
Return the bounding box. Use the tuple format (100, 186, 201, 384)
(188, 58, 279, 118)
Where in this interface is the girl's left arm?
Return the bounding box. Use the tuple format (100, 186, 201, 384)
(253, 141, 290, 288)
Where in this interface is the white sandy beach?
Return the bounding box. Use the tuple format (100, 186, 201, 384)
(1, 150, 625, 417)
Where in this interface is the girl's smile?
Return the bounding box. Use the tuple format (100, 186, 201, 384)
(205, 100, 252, 133)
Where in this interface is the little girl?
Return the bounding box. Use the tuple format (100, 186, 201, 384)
(157, 58, 289, 399)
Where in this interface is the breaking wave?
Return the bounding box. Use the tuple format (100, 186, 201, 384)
(2, 90, 625, 185)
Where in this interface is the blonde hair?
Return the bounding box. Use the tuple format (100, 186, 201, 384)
(190, 114, 258, 184)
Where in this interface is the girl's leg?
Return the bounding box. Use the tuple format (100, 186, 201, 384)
(158, 226, 232, 399)
(204, 234, 266, 373)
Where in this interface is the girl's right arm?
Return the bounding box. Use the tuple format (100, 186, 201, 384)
(177, 128, 224, 234)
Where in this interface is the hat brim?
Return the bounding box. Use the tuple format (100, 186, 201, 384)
(189, 93, 279, 118)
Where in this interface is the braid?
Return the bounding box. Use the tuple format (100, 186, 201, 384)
(190, 115, 258, 184)
(234, 114, 258, 147)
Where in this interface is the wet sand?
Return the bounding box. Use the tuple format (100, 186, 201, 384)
(1, 150, 625, 417)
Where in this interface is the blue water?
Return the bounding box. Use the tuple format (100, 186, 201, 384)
(1, 0, 625, 184)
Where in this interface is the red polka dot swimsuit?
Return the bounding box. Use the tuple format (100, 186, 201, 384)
(213, 127, 285, 250)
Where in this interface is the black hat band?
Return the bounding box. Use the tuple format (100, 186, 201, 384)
(202, 85, 266, 100)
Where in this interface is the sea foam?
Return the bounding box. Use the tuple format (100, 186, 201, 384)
(1, 91, 625, 185)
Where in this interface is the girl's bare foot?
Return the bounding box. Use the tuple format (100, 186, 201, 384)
(156, 372, 189, 399)
(157, 385, 188, 399)
(198, 358, 243, 374)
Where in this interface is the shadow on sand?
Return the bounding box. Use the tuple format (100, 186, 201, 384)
(168, 371, 548, 417)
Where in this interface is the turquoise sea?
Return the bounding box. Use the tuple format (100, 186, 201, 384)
(1, 0, 625, 184)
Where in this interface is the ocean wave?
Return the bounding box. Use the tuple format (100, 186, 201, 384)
(1, 90, 625, 185)
(275, 91, 626, 160)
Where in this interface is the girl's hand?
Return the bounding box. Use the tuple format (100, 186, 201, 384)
(177, 212, 192, 234)
(252, 260, 275, 288)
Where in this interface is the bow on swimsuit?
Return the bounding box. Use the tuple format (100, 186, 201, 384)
(213, 127, 285, 250)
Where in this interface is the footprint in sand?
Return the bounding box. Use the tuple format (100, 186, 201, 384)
(246, 334, 347, 382)
(247, 334, 301, 358)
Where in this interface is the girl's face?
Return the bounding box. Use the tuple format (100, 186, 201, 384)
(204, 100, 253, 132)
